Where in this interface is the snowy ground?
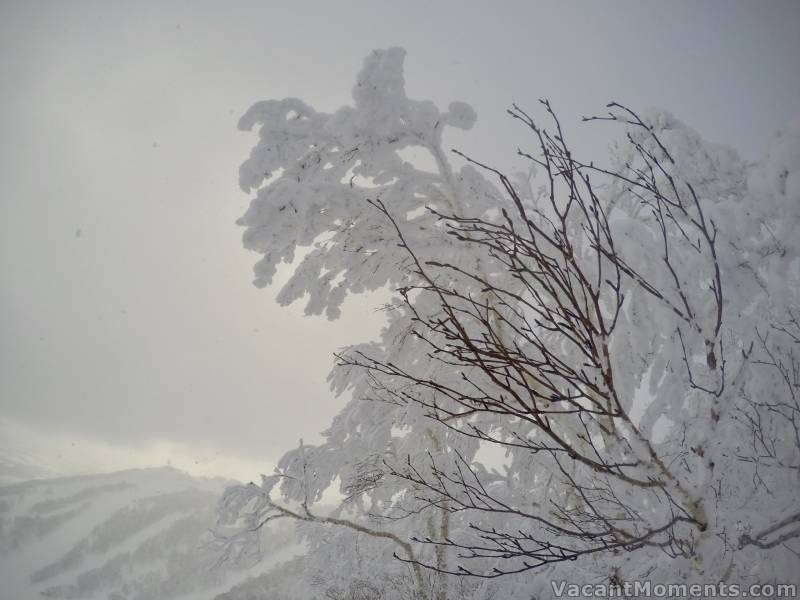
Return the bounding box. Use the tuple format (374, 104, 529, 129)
(0, 464, 303, 600)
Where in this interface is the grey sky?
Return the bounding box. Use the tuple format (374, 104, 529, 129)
(1, 0, 798, 481)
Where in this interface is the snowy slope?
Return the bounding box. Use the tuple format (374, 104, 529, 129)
(0, 448, 64, 486)
(0, 467, 303, 600)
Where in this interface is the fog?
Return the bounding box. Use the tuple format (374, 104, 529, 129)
(1, 0, 798, 482)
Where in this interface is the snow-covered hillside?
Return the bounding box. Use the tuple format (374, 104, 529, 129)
(0, 450, 62, 487)
(0, 467, 302, 600)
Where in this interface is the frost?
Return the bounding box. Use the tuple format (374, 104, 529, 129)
(236, 47, 490, 319)
(226, 48, 800, 598)
(444, 101, 477, 130)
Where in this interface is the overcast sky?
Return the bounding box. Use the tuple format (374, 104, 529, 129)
(1, 0, 798, 482)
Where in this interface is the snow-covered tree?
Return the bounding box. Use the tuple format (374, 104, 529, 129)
(343, 102, 800, 588)
(218, 48, 800, 598)
(218, 47, 502, 600)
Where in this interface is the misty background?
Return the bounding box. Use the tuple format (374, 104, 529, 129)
(1, 0, 798, 483)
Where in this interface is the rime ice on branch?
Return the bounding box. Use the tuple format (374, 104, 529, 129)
(221, 48, 800, 597)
